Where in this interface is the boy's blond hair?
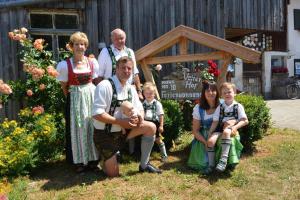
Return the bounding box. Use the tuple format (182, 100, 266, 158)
(143, 82, 156, 93)
(219, 82, 237, 93)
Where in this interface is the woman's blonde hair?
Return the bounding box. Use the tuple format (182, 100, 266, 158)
(69, 32, 89, 48)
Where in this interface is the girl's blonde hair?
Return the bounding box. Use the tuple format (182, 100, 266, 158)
(69, 32, 89, 48)
(142, 82, 156, 93)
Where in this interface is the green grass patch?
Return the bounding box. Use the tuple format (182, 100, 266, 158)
(4, 128, 300, 200)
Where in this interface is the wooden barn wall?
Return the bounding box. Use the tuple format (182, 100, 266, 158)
(0, 7, 28, 120)
(0, 0, 286, 119)
(97, 0, 286, 55)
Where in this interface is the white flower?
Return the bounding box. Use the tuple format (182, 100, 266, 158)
(155, 64, 162, 71)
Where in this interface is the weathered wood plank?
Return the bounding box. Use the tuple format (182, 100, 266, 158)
(179, 37, 188, 55)
(140, 59, 160, 99)
(144, 51, 226, 65)
(181, 26, 261, 63)
(217, 53, 232, 88)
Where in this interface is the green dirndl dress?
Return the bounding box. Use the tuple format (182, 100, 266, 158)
(187, 107, 212, 172)
(187, 106, 243, 172)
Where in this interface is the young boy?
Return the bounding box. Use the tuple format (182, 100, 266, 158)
(142, 82, 168, 162)
(207, 82, 248, 172)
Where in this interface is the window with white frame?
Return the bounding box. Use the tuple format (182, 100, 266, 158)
(29, 10, 81, 60)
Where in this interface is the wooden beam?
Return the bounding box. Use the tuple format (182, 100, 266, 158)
(140, 60, 160, 99)
(217, 53, 232, 89)
(0, 0, 61, 8)
(143, 51, 225, 65)
(135, 27, 182, 61)
(179, 37, 188, 55)
(181, 25, 261, 63)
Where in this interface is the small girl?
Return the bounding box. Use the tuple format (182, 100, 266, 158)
(142, 82, 168, 162)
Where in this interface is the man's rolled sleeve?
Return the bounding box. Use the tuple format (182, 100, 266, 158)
(92, 82, 110, 116)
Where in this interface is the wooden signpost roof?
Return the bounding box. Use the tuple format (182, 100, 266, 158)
(135, 25, 261, 64)
(136, 25, 261, 99)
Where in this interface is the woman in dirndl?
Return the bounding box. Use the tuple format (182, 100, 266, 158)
(56, 32, 100, 173)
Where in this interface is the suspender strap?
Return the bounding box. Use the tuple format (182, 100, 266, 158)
(233, 104, 238, 119)
(107, 46, 132, 76)
(107, 46, 117, 75)
(219, 104, 224, 123)
(198, 105, 204, 124)
(219, 103, 239, 123)
(104, 78, 132, 134)
(143, 100, 157, 121)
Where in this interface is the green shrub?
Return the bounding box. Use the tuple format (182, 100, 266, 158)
(235, 94, 271, 152)
(18, 108, 64, 162)
(0, 109, 64, 176)
(0, 119, 36, 176)
(181, 100, 194, 131)
(161, 100, 184, 148)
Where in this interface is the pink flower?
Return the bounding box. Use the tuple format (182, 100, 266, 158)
(33, 39, 44, 51)
(0, 82, 12, 95)
(32, 105, 44, 115)
(66, 43, 72, 51)
(47, 66, 59, 77)
(30, 67, 45, 81)
(39, 84, 46, 91)
(0, 194, 8, 200)
(27, 89, 33, 96)
(8, 32, 14, 39)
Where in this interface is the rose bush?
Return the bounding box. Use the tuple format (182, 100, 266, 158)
(0, 28, 66, 176)
(1, 28, 64, 114)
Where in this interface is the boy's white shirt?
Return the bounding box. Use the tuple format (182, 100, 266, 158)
(143, 99, 164, 121)
(212, 100, 247, 122)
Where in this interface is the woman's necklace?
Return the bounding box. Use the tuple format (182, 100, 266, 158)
(73, 58, 86, 69)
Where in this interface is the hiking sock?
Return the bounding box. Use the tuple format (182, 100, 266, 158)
(128, 138, 135, 154)
(140, 135, 155, 168)
(207, 146, 215, 167)
(159, 142, 168, 158)
(220, 138, 231, 160)
(216, 138, 231, 171)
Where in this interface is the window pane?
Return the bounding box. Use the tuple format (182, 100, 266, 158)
(31, 35, 53, 51)
(58, 35, 70, 50)
(55, 15, 78, 29)
(30, 14, 52, 29)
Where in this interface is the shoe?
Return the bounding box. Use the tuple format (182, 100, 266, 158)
(75, 166, 86, 173)
(139, 163, 162, 174)
(216, 158, 227, 172)
(203, 166, 213, 175)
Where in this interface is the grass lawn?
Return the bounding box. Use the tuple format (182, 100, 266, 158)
(5, 128, 300, 200)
